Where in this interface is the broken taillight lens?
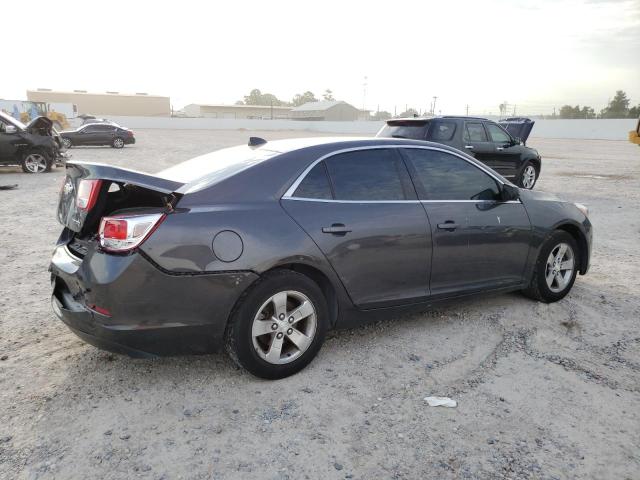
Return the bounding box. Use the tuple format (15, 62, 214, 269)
(99, 213, 165, 252)
(76, 179, 103, 211)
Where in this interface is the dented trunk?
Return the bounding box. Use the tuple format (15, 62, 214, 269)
(57, 162, 184, 234)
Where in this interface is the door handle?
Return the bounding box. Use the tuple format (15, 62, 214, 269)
(464, 145, 474, 150)
(496, 147, 504, 151)
(437, 221, 459, 231)
(322, 223, 351, 235)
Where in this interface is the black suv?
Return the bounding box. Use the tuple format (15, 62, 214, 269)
(377, 116, 541, 189)
(0, 111, 62, 173)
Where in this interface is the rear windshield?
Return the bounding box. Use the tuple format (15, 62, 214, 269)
(378, 121, 429, 140)
(157, 144, 280, 192)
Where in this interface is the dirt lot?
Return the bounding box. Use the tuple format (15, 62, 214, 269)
(1, 130, 638, 480)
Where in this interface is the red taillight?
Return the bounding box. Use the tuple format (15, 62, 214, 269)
(102, 219, 127, 240)
(87, 304, 112, 317)
(99, 213, 165, 252)
(76, 179, 102, 211)
(128, 131, 134, 137)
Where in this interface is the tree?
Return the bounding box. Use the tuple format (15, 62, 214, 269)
(241, 89, 287, 106)
(601, 90, 630, 119)
(291, 91, 317, 106)
(322, 89, 335, 101)
(372, 110, 392, 121)
(629, 105, 640, 118)
(559, 105, 595, 119)
(559, 105, 578, 119)
(398, 108, 419, 118)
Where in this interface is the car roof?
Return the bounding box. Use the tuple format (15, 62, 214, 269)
(164, 136, 460, 195)
(387, 115, 491, 123)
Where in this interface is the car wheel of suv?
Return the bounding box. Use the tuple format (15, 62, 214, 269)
(21, 150, 51, 173)
(61, 137, 72, 149)
(112, 137, 125, 148)
(225, 270, 328, 379)
(518, 162, 538, 189)
(522, 230, 579, 303)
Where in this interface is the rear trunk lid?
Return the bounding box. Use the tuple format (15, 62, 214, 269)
(498, 117, 534, 144)
(57, 161, 183, 233)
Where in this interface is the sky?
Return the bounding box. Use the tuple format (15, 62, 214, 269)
(3, 0, 639, 116)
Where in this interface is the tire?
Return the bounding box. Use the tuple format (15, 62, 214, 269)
(21, 150, 52, 174)
(225, 270, 328, 379)
(522, 230, 579, 303)
(61, 137, 72, 149)
(517, 162, 538, 189)
(112, 137, 125, 148)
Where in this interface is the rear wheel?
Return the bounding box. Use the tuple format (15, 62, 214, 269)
(112, 137, 125, 148)
(61, 137, 72, 149)
(518, 162, 538, 189)
(21, 150, 51, 173)
(225, 270, 328, 379)
(522, 230, 578, 303)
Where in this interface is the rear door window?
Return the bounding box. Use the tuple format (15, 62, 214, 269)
(463, 122, 488, 142)
(427, 121, 456, 141)
(293, 163, 332, 199)
(403, 148, 501, 201)
(325, 149, 413, 201)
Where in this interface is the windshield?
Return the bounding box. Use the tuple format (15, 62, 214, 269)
(377, 121, 429, 140)
(158, 144, 280, 193)
(0, 111, 27, 130)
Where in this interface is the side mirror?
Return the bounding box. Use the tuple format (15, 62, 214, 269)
(501, 183, 520, 202)
(4, 125, 18, 134)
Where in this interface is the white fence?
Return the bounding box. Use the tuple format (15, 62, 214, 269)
(107, 116, 638, 141)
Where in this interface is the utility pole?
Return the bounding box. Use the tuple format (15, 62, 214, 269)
(362, 76, 368, 111)
(432, 96, 438, 115)
(270, 98, 273, 120)
(465, 104, 469, 116)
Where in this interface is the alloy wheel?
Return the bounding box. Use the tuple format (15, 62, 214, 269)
(251, 290, 317, 365)
(522, 165, 536, 189)
(545, 242, 574, 293)
(24, 153, 48, 173)
(113, 138, 124, 148)
(62, 138, 72, 148)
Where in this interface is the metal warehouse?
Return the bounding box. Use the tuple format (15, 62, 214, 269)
(26, 89, 171, 117)
(290, 100, 360, 121)
(183, 104, 293, 119)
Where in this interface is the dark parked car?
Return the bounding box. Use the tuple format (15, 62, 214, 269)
(60, 123, 135, 149)
(50, 137, 591, 379)
(377, 116, 541, 189)
(0, 111, 63, 173)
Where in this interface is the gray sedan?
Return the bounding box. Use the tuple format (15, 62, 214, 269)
(50, 137, 592, 379)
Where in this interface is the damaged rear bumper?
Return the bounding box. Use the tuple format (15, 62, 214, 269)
(50, 244, 258, 356)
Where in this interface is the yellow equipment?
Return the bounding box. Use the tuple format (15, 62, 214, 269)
(17, 101, 70, 130)
(630, 118, 640, 145)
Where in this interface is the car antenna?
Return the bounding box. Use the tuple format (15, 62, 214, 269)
(248, 137, 267, 148)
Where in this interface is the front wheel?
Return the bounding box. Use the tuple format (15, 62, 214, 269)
(518, 162, 538, 189)
(61, 137, 72, 149)
(225, 270, 328, 379)
(112, 137, 125, 148)
(522, 230, 579, 303)
(21, 151, 51, 173)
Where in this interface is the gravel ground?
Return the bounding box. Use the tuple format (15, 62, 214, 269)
(1, 130, 639, 480)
